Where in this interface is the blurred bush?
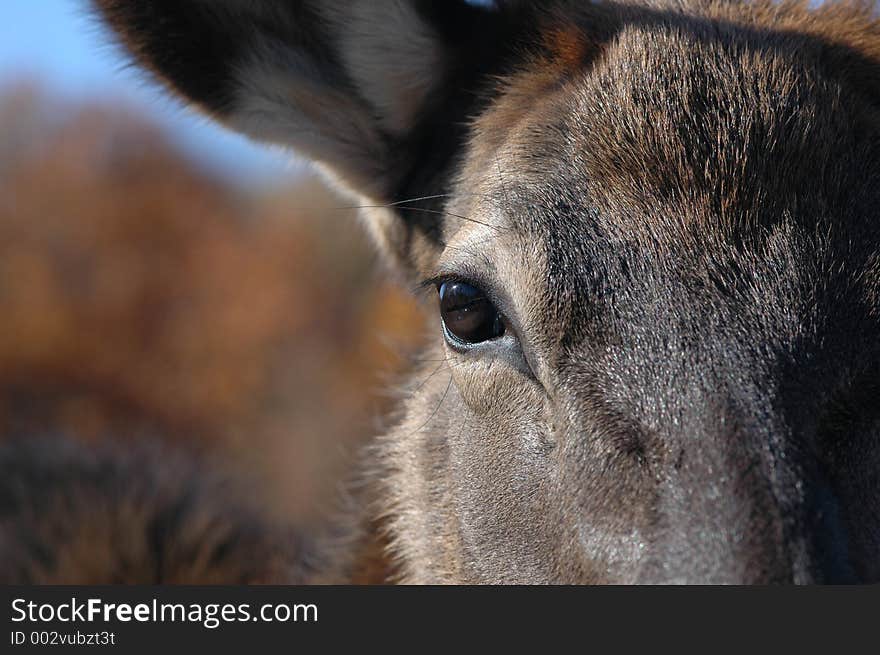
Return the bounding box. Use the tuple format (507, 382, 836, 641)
(0, 83, 426, 524)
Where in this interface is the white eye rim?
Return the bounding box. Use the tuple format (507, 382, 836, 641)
(438, 303, 541, 385)
(428, 271, 547, 389)
(441, 314, 510, 351)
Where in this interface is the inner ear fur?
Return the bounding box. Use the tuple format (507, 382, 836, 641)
(92, 0, 527, 277)
(93, 1, 516, 197)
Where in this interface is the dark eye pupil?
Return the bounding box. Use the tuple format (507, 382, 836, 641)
(438, 281, 505, 344)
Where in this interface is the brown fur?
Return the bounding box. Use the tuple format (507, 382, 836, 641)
(7, 0, 880, 584)
(0, 437, 353, 584)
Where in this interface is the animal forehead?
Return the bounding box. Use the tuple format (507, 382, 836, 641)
(465, 13, 878, 249)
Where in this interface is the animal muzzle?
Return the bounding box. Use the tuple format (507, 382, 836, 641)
(633, 405, 859, 584)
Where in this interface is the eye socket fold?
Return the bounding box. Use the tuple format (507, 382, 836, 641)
(437, 280, 505, 345)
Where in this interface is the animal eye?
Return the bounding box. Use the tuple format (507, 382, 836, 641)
(438, 281, 505, 345)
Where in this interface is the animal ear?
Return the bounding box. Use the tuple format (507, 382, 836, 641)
(92, 0, 511, 204)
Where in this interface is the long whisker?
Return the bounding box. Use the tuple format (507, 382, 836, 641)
(400, 207, 504, 232)
(384, 191, 497, 206)
(406, 371, 454, 437)
(409, 360, 451, 394)
(384, 194, 457, 206)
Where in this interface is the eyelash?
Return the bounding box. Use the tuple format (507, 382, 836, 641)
(418, 274, 457, 293)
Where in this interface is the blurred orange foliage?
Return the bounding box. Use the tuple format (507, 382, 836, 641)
(0, 84, 427, 522)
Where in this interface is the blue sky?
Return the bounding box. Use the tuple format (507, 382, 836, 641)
(0, 1, 499, 186)
(0, 0, 298, 186)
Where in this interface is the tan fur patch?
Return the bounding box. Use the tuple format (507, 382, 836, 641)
(544, 25, 590, 70)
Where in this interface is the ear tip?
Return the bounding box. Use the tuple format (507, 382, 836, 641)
(90, 0, 242, 116)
